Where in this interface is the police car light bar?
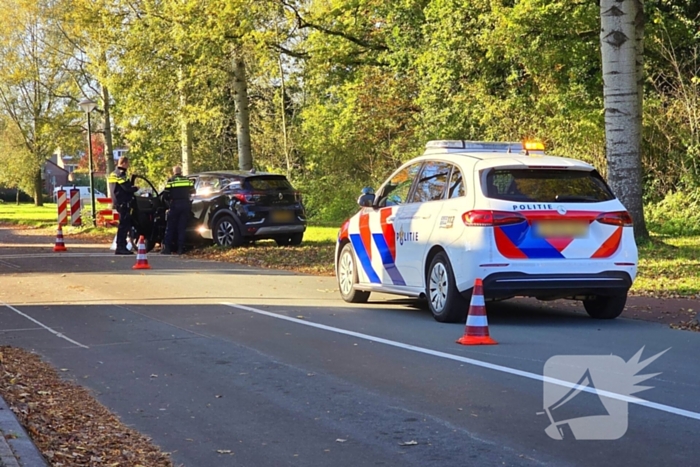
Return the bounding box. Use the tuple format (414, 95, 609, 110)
(426, 140, 524, 152)
(425, 140, 546, 154)
(425, 140, 465, 149)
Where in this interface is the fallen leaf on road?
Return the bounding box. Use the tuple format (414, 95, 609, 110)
(335, 439, 347, 443)
(399, 440, 418, 446)
(216, 449, 233, 454)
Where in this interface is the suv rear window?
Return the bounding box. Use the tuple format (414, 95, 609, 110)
(247, 176, 294, 191)
(484, 169, 615, 203)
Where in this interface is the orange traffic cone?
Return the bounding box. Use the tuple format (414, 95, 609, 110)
(132, 235, 151, 270)
(53, 224, 67, 252)
(456, 278, 497, 345)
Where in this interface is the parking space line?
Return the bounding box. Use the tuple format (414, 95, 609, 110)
(1, 302, 89, 349)
(222, 302, 700, 422)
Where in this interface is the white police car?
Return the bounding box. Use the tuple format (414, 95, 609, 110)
(335, 140, 638, 322)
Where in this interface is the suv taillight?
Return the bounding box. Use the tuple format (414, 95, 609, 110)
(462, 210, 527, 226)
(233, 192, 262, 204)
(596, 211, 633, 226)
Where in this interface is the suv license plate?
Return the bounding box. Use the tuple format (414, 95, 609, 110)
(534, 221, 588, 238)
(271, 210, 294, 223)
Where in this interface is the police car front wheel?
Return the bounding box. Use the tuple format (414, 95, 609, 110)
(427, 252, 468, 323)
(338, 243, 370, 303)
(583, 294, 627, 319)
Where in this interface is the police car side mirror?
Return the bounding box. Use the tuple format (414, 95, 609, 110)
(357, 193, 375, 207)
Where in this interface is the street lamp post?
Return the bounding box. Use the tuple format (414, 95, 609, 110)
(79, 98, 97, 227)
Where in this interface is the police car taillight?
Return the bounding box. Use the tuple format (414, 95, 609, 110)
(462, 210, 527, 226)
(596, 211, 634, 226)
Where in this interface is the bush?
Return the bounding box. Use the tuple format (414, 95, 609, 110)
(646, 190, 700, 236)
(298, 178, 362, 225)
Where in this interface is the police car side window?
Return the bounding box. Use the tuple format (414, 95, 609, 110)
(448, 166, 466, 199)
(381, 163, 422, 206)
(411, 161, 451, 203)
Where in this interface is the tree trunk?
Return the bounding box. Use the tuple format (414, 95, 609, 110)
(32, 167, 43, 206)
(16, 188, 19, 205)
(278, 52, 291, 178)
(178, 67, 192, 175)
(232, 54, 252, 171)
(102, 83, 115, 178)
(600, 0, 648, 240)
(180, 118, 193, 175)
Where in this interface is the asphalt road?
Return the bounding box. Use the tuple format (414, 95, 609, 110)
(1, 229, 699, 466)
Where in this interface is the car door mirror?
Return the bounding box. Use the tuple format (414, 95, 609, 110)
(357, 187, 375, 207)
(358, 194, 375, 207)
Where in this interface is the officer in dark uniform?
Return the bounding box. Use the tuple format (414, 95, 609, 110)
(161, 165, 195, 255)
(108, 156, 139, 255)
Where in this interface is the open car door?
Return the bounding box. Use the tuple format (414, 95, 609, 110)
(130, 175, 166, 252)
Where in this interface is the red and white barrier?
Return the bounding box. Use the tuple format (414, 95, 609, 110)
(96, 197, 120, 227)
(56, 189, 68, 226)
(69, 188, 82, 226)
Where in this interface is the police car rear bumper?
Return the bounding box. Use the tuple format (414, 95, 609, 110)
(479, 271, 633, 300)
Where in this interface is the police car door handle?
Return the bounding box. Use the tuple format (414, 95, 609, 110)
(386, 216, 395, 223)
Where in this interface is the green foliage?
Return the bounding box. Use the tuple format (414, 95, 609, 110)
(646, 190, 700, 236)
(1, 0, 699, 225)
(634, 235, 700, 297)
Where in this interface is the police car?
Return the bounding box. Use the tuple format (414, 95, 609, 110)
(335, 140, 638, 322)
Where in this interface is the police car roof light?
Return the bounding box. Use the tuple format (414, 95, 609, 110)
(425, 140, 465, 149)
(426, 140, 525, 152)
(523, 140, 545, 151)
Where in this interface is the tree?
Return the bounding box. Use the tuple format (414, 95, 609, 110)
(600, 0, 648, 239)
(76, 133, 106, 173)
(0, 116, 37, 202)
(0, 0, 78, 206)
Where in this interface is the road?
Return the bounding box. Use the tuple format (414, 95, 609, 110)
(1, 226, 699, 466)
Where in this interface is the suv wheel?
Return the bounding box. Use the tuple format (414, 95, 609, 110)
(274, 232, 304, 246)
(289, 232, 303, 246)
(426, 252, 468, 323)
(213, 216, 243, 247)
(337, 243, 370, 303)
(583, 294, 627, 319)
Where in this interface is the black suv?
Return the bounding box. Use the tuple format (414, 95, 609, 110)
(129, 171, 306, 250)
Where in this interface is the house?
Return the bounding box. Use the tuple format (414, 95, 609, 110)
(42, 154, 69, 195)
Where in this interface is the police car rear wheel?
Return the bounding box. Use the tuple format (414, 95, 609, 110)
(338, 243, 370, 303)
(214, 216, 243, 248)
(427, 252, 468, 323)
(583, 294, 626, 319)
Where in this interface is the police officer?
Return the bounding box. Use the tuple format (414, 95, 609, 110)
(161, 165, 195, 255)
(108, 156, 139, 255)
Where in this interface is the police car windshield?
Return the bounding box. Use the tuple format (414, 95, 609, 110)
(485, 169, 615, 203)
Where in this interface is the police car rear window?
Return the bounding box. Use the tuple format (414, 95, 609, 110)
(247, 176, 294, 191)
(484, 169, 615, 203)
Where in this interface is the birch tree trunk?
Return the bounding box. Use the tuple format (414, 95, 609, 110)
(600, 0, 648, 239)
(232, 54, 252, 171)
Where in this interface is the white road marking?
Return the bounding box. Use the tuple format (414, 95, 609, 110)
(0, 253, 114, 259)
(0, 259, 20, 269)
(222, 302, 700, 422)
(1, 302, 89, 349)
